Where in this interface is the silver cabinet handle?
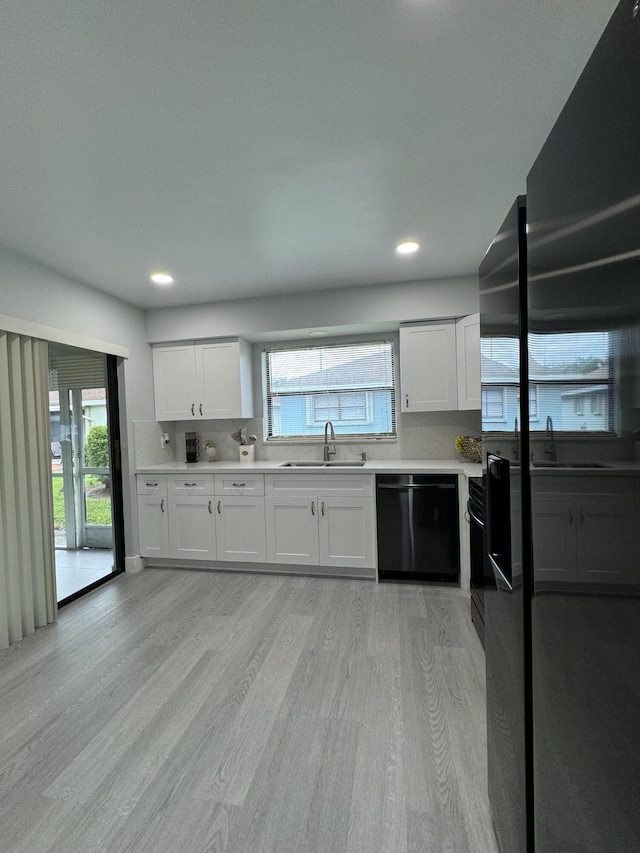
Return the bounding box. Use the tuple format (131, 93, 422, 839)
(568, 508, 573, 525)
(321, 501, 325, 516)
(311, 500, 315, 516)
(405, 394, 409, 408)
(185, 482, 197, 487)
(146, 482, 158, 487)
(199, 403, 203, 415)
(217, 500, 221, 514)
(232, 483, 246, 488)
(160, 499, 165, 512)
(579, 508, 585, 525)
(191, 403, 195, 416)
(208, 500, 212, 514)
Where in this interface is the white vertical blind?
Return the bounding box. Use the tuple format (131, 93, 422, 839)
(0, 332, 56, 649)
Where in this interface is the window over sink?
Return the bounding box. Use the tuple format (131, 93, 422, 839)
(263, 340, 396, 440)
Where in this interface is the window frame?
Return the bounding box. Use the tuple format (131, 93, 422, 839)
(263, 339, 397, 442)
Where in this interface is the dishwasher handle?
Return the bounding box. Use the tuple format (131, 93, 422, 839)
(377, 483, 456, 490)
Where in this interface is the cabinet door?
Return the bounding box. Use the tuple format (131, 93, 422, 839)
(197, 341, 254, 419)
(318, 496, 376, 570)
(577, 502, 635, 584)
(400, 322, 458, 412)
(531, 500, 576, 586)
(265, 496, 319, 565)
(137, 494, 170, 557)
(152, 345, 198, 420)
(168, 494, 216, 560)
(216, 496, 267, 562)
(456, 314, 481, 410)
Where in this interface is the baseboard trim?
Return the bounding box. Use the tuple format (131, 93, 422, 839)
(125, 555, 144, 574)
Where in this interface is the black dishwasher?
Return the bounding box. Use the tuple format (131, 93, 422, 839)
(376, 474, 460, 583)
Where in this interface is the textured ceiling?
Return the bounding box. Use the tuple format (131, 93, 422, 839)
(0, 0, 616, 308)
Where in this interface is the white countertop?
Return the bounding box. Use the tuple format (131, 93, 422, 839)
(136, 458, 483, 478)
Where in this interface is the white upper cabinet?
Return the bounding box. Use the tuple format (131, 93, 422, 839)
(400, 316, 480, 413)
(456, 313, 481, 410)
(400, 321, 458, 412)
(153, 339, 254, 421)
(152, 344, 199, 420)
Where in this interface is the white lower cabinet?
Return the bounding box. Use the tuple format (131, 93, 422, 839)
(265, 475, 376, 572)
(137, 477, 170, 558)
(137, 471, 376, 575)
(138, 493, 170, 558)
(318, 496, 376, 568)
(265, 497, 321, 565)
(168, 493, 216, 560)
(215, 496, 267, 562)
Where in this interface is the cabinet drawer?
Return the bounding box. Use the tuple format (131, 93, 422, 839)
(136, 475, 167, 496)
(265, 473, 374, 498)
(168, 474, 215, 495)
(214, 474, 264, 496)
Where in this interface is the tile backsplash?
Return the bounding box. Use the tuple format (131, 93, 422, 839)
(133, 411, 481, 468)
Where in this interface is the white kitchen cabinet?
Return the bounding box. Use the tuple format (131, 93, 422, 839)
(137, 476, 170, 557)
(137, 493, 170, 558)
(400, 321, 458, 412)
(136, 471, 376, 576)
(264, 474, 376, 571)
(152, 339, 253, 421)
(265, 496, 320, 565)
(318, 496, 376, 569)
(168, 493, 216, 560)
(215, 495, 267, 562)
(456, 313, 480, 410)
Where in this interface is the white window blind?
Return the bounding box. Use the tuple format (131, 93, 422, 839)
(264, 340, 396, 440)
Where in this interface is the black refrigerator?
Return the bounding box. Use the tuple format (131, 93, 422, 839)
(481, 2, 640, 851)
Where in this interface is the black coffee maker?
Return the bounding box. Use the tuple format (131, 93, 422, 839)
(185, 432, 199, 463)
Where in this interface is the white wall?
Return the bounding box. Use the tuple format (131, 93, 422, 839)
(0, 245, 155, 564)
(145, 275, 479, 342)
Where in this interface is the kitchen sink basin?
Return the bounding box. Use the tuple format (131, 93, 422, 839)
(279, 460, 366, 468)
(532, 461, 612, 469)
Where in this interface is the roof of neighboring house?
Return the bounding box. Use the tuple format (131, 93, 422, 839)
(271, 350, 393, 392)
(49, 388, 106, 407)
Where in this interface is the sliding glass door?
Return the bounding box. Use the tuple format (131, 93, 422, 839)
(49, 345, 124, 602)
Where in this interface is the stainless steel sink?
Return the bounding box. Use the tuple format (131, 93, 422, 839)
(279, 460, 366, 468)
(532, 461, 612, 469)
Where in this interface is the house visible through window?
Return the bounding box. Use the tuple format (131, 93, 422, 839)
(481, 387, 506, 422)
(481, 331, 613, 433)
(264, 340, 396, 439)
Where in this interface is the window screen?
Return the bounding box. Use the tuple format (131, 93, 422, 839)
(264, 340, 396, 439)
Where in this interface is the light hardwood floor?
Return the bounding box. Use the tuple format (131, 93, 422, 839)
(0, 569, 498, 853)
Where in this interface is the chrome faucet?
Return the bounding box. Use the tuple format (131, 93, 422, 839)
(323, 421, 336, 461)
(544, 415, 556, 461)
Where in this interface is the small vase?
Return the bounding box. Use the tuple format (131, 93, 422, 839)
(239, 444, 255, 463)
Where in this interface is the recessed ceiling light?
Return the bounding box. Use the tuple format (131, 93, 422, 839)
(150, 272, 174, 285)
(308, 330, 329, 337)
(395, 240, 421, 255)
